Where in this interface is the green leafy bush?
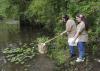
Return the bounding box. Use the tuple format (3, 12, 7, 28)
(48, 36, 70, 65)
(36, 36, 49, 43)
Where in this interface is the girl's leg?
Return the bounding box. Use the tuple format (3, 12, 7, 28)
(77, 42, 85, 59)
(69, 46, 76, 57)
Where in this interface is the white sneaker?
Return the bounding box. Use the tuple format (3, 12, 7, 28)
(77, 57, 85, 60)
(76, 58, 84, 62)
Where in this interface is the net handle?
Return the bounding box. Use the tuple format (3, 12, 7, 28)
(44, 35, 61, 44)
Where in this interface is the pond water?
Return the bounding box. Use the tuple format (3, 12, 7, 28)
(0, 21, 55, 71)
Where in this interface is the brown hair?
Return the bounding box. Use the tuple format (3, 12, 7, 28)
(62, 15, 69, 22)
(76, 14, 89, 31)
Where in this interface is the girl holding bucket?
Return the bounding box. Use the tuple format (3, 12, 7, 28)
(72, 14, 89, 62)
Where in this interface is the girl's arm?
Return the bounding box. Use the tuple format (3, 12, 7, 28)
(73, 22, 85, 42)
(73, 31, 80, 41)
(61, 21, 72, 35)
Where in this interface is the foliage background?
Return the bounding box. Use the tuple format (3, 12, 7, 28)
(0, 0, 100, 67)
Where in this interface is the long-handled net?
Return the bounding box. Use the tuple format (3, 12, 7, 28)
(38, 35, 61, 54)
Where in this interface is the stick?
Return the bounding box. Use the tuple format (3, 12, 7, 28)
(44, 34, 61, 44)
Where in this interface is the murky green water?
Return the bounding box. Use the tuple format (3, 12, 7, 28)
(0, 21, 55, 71)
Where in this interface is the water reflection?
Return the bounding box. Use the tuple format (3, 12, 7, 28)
(0, 22, 55, 71)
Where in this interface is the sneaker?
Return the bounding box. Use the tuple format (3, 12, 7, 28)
(76, 58, 84, 62)
(77, 57, 85, 60)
